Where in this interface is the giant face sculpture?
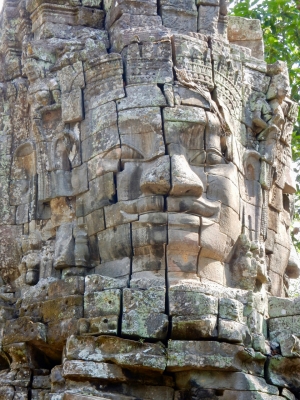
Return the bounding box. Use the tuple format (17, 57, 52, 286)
(0, 0, 300, 398)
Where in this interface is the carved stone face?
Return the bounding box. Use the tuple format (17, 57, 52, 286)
(2, 2, 297, 301)
(88, 35, 299, 298)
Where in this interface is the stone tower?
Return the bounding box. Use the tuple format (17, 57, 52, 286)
(0, 0, 299, 399)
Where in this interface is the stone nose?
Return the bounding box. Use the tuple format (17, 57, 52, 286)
(170, 155, 203, 197)
(139, 155, 203, 198)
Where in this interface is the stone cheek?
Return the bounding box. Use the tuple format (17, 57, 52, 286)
(0, 0, 299, 398)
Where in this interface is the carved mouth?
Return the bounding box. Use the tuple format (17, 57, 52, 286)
(96, 195, 226, 291)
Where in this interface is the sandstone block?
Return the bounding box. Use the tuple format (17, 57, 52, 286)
(197, 256, 225, 286)
(276, 333, 300, 357)
(61, 90, 83, 123)
(171, 314, 217, 339)
(47, 319, 79, 350)
(110, 14, 169, 53)
(19, 302, 43, 320)
(169, 290, 218, 316)
(140, 156, 171, 195)
(132, 219, 167, 249)
(174, 84, 211, 109)
(81, 101, 117, 141)
(63, 360, 126, 382)
(87, 155, 120, 181)
(98, 224, 132, 262)
(175, 370, 279, 395)
(268, 316, 294, 340)
(65, 335, 167, 372)
(198, 5, 219, 35)
(82, 316, 119, 336)
(105, 0, 157, 28)
(167, 341, 265, 375)
(267, 356, 300, 392)
(117, 84, 166, 111)
(84, 290, 121, 318)
(76, 173, 115, 217)
(219, 298, 244, 322)
(218, 319, 250, 344)
(85, 209, 105, 237)
(95, 257, 131, 279)
(132, 244, 166, 273)
(119, 106, 165, 159)
(85, 275, 128, 294)
(122, 310, 169, 340)
(268, 296, 297, 318)
(71, 164, 88, 196)
(104, 196, 164, 228)
(48, 277, 85, 299)
(200, 218, 228, 262)
(160, 6, 197, 33)
(207, 174, 240, 214)
(42, 295, 83, 323)
(0, 386, 14, 400)
(123, 38, 173, 84)
(161, 0, 197, 10)
(124, 385, 174, 399)
(130, 271, 166, 289)
(3, 317, 47, 346)
(32, 375, 51, 389)
(122, 288, 165, 314)
(81, 124, 120, 162)
(58, 61, 85, 93)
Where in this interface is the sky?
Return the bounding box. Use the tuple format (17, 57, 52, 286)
(0, 0, 3, 12)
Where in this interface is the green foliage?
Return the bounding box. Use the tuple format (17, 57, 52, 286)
(230, 0, 300, 251)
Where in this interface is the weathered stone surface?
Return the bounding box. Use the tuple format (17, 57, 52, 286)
(85, 275, 128, 293)
(167, 341, 265, 375)
(117, 84, 167, 111)
(65, 335, 167, 372)
(228, 16, 264, 59)
(63, 360, 126, 382)
(175, 371, 279, 394)
(171, 314, 217, 339)
(122, 38, 173, 84)
(267, 356, 300, 392)
(160, 5, 197, 33)
(268, 296, 300, 318)
(169, 290, 218, 316)
(48, 277, 85, 299)
(122, 310, 169, 340)
(0, 1, 297, 397)
(122, 288, 165, 314)
(95, 257, 131, 279)
(76, 173, 116, 217)
(218, 319, 250, 344)
(98, 224, 132, 262)
(42, 296, 83, 323)
(84, 290, 121, 318)
(219, 391, 282, 400)
(3, 317, 47, 346)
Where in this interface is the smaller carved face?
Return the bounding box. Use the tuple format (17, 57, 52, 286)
(23, 59, 43, 82)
